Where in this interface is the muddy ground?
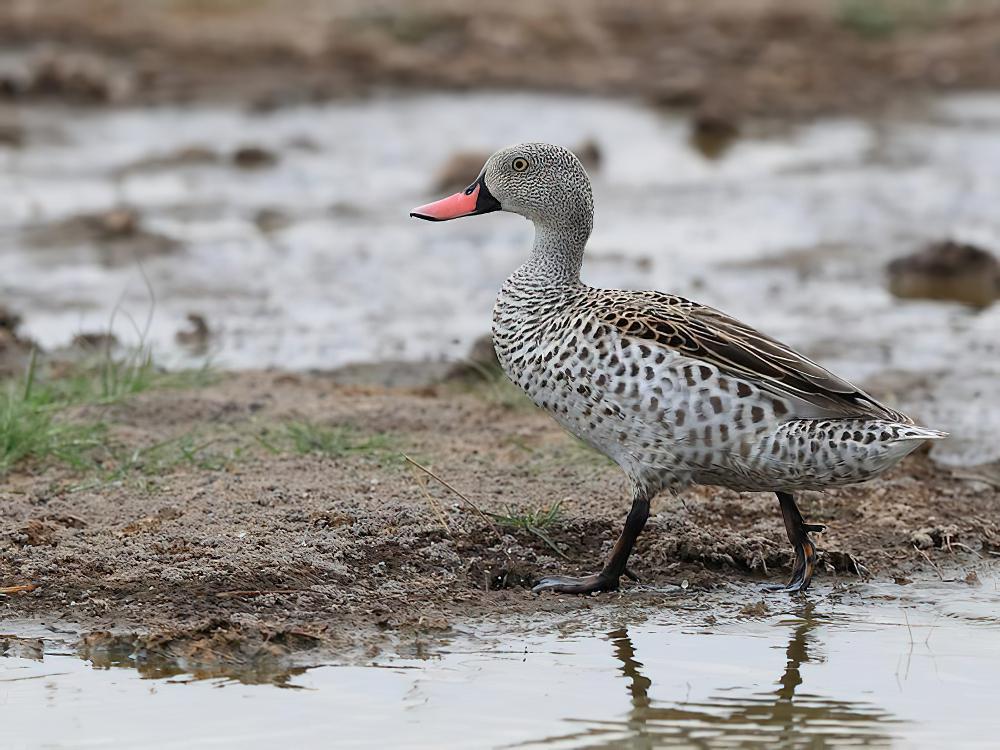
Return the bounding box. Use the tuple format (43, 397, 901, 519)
(2, 370, 997, 675)
(2, 0, 1000, 118)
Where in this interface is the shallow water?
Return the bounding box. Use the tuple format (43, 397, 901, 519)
(4, 575, 999, 749)
(2, 92, 999, 464)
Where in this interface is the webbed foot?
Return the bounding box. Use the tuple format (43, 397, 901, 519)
(532, 573, 620, 595)
(761, 539, 815, 594)
(765, 492, 821, 595)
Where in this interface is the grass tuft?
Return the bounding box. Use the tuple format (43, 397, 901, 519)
(837, 0, 950, 39)
(277, 421, 400, 462)
(69, 433, 245, 492)
(0, 346, 214, 478)
(489, 500, 568, 558)
(0, 350, 107, 476)
(837, 0, 899, 37)
(39, 349, 214, 407)
(451, 362, 535, 412)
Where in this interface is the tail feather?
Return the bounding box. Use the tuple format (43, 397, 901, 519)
(892, 425, 949, 442)
(744, 418, 948, 491)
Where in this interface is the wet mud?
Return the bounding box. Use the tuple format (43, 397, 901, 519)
(2, 371, 996, 673)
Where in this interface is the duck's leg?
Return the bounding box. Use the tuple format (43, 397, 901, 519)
(533, 491, 650, 595)
(765, 491, 824, 594)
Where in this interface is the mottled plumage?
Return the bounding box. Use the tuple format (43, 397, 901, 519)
(413, 142, 946, 594)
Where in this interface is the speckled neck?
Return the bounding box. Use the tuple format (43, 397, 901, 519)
(513, 202, 593, 288)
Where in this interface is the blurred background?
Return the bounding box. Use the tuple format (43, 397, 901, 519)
(2, 0, 999, 465)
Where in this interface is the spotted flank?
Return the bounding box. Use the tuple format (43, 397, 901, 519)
(413, 141, 947, 594)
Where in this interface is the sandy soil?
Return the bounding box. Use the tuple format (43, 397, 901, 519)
(2, 0, 1000, 117)
(2, 370, 997, 673)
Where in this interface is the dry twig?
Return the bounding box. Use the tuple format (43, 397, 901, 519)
(0, 584, 38, 595)
(915, 547, 945, 581)
(409, 470, 452, 536)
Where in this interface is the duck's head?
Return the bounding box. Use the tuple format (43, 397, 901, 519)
(410, 142, 593, 229)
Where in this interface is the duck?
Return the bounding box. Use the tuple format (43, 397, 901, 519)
(410, 142, 946, 594)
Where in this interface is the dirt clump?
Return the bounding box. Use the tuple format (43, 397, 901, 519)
(9, 519, 60, 548)
(114, 146, 222, 176)
(0, 49, 131, 103)
(253, 207, 293, 234)
(0, 307, 23, 333)
(0, 305, 36, 377)
(443, 333, 501, 382)
(739, 600, 770, 618)
(175, 313, 212, 354)
(232, 145, 278, 169)
(1, 635, 44, 660)
(24, 206, 181, 266)
(909, 524, 961, 550)
(887, 240, 999, 308)
(78, 621, 327, 683)
(689, 106, 741, 160)
(0, 113, 24, 147)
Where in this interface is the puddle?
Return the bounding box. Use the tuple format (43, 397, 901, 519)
(2, 92, 999, 464)
(3, 576, 999, 749)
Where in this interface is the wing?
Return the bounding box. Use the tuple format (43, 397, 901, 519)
(591, 291, 910, 423)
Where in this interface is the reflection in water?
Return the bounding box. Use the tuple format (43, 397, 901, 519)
(80, 637, 309, 687)
(529, 603, 898, 748)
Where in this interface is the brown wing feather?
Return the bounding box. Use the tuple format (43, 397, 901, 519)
(594, 291, 910, 423)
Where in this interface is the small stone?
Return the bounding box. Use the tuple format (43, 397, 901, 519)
(175, 313, 211, 352)
(887, 240, 999, 308)
(689, 106, 740, 160)
(232, 145, 278, 169)
(1, 637, 44, 660)
(740, 600, 770, 618)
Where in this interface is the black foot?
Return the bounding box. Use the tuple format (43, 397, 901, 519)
(532, 573, 620, 595)
(762, 579, 809, 594)
(764, 492, 824, 595)
(763, 537, 817, 595)
(532, 493, 650, 595)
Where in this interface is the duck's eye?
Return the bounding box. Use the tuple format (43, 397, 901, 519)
(511, 157, 529, 172)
